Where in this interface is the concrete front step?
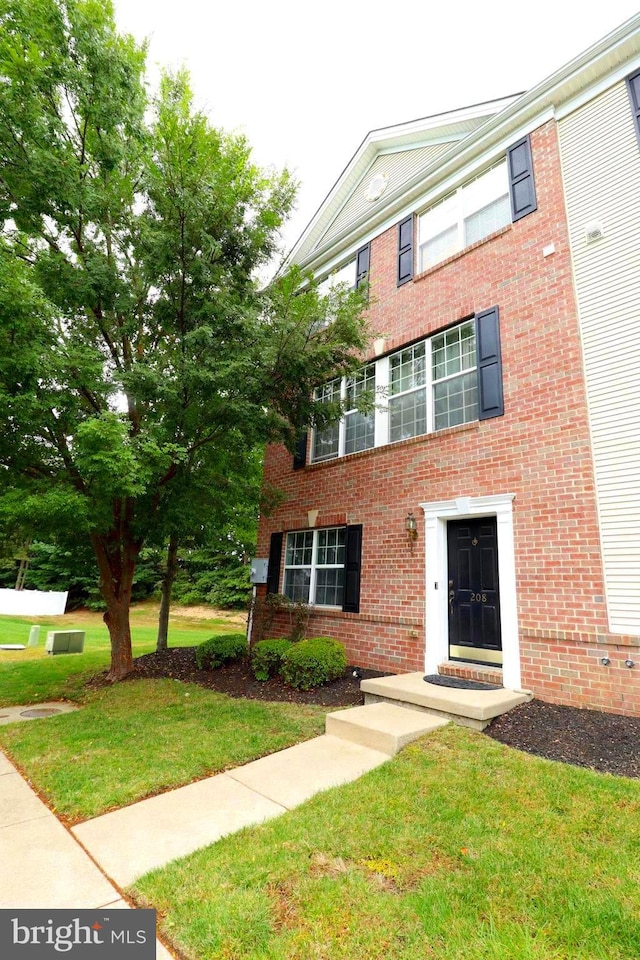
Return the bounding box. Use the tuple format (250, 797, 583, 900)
(360, 672, 532, 731)
(326, 702, 449, 755)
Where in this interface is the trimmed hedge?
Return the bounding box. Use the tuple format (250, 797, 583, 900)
(280, 636, 347, 691)
(250, 638, 292, 681)
(195, 633, 247, 670)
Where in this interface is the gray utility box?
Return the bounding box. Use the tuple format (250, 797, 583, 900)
(250, 558, 269, 584)
(45, 630, 85, 655)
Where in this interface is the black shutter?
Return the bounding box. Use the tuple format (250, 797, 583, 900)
(356, 242, 370, 289)
(342, 524, 363, 613)
(293, 432, 307, 470)
(397, 216, 413, 286)
(626, 70, 640, 145)
(266, 532, 283, 596)
(476, 306, 504, 420)
(507, 136, 537, 222)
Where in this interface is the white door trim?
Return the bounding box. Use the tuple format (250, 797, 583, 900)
(418, 494, 521, 690)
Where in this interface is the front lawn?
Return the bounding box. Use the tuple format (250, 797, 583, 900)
(0, 679, 325, 821)
(0, 605, 242, 705)
(133, 724, 640, 960)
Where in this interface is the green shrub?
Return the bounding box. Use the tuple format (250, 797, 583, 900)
(195, 633, 247, 670)
(250, 638, 292, 681)
(280, 637, 347, 691)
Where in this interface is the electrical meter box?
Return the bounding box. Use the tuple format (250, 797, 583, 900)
(250, 558, 269, 584)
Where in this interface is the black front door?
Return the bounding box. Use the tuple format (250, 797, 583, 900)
(447, 518, 502, 666)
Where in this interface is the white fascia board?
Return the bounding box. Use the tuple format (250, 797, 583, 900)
(293, 13, 640, 276)
(555, 50, 640, 120)
(303, 107, 555, 281)
(287, 98, 519, 269)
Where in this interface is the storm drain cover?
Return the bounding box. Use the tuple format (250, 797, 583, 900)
(424, 674, 502, 691)
(20, 708, 62, 718)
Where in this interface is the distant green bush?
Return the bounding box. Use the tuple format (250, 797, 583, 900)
(195, 633, 247, 670)
(250, 638, 292, 681)
(280, 637, 347, 691)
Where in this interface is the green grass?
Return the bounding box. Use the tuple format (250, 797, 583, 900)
(0, 679, 325, 821)
(132, 725, 640, 960)
(0, 607, 239, 705)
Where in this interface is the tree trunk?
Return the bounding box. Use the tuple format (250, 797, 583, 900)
(90, 518, 141, 682)
(157, 533, 179, 652)
(103, 591, 135, 681)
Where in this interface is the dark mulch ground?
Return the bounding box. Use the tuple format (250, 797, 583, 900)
(486, 699, 640, 779)
(130, 646, 384, 707)
(128, 647, 640, 779)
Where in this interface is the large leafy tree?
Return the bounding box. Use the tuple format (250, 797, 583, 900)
(0, 0, 369, 679)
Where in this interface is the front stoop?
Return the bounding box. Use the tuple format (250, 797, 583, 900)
(326, 702, 449, 756)
(360, 672, 532, 731)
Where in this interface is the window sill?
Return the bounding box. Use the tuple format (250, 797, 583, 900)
(414, 224, 511, 282)
(307, 419, 480, 469)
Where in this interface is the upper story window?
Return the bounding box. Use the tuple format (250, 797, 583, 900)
(312, 365, 376, 461)
(389, 341, 427, 442)
(432, 322, 478, 429)
(418, 162, 510, 271)
(312, 378, 342, 462)
(345, 364, 376, 453)
(318, 259, 357, 297)
(317, 243, 371, 297)
(307, 308, 502, 465)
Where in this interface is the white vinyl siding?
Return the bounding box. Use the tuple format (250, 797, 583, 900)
(558, 78, 640, 635)
(321, 142, 452, 247)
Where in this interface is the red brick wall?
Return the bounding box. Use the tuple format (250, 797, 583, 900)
(256, 120, 640, 715)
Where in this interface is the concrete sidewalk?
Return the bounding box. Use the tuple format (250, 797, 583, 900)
(0, 732, 389, 954)
(0, 752, 173, 958)
(72, 735, 388, 886)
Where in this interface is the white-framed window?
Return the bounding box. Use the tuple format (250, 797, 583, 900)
(389, 341, 427, 442)
(431, 321, 478, 429)
(317, 258, 357, 297)
(344, 365, 376, 454)
(283, 527, 346, 606)
(312, 378, 342, 462)
(312, 364, 376, 462)
(418, 162, 510, 272)
(310, 319, 480, 462)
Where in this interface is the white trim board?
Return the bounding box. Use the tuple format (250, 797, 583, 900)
(418, 494, 521, 690)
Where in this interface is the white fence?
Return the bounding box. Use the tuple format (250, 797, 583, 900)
(0, 589, 68, 617)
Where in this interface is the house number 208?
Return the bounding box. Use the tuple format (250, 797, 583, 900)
(471, 593, 488, 603)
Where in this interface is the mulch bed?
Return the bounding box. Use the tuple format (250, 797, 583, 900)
(122, 647, 640, 779)
(129, 646, 384, 707)
(486, 699, 640, 779)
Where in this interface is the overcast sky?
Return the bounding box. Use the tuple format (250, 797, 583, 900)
(113, 1, 640, 256)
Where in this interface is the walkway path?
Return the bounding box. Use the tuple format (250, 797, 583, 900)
(0, 730, 389, 957)
(2, 680, 517, 955)
(0, 751, 174, 958)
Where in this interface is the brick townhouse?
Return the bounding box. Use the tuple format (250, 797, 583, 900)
(251, 15, 640, 715)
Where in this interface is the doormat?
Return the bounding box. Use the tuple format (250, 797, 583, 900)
(424, 674, 502, 691)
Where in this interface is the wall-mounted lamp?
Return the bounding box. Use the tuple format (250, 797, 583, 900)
(405, 512, 418, 542)
(600, 657, 611, 666)
(625, 659, 635, 669)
